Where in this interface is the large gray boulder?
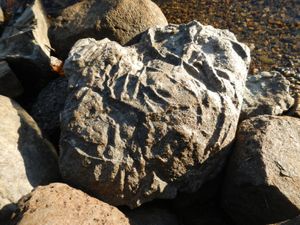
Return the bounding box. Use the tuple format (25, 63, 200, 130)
(10, 183, 130, 225)
(222, 116, 300, 225)
(0, 95, 59, 223)
(0, 0, 52, 93)
(0, 60, 23, 98)
(49, 0, 168, 59)
(60, 21, 250, 208)
(241, 71, 294, 120)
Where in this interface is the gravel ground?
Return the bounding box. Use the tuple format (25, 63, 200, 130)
(153, 0, 299, 74)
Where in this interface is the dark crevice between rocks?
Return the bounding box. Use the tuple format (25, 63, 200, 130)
(6, 58, 59, 111)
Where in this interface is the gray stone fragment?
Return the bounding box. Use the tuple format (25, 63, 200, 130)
(49, 0, 168, 58)
(0, 61, 23, 97)
(222, 115, 300, 225)
(31, 77, 68, 145)
(0, 95, 59, 222)
(0, 0, 52, 92)
(241, 71, 294, 120)
(60, 21, 250, 208)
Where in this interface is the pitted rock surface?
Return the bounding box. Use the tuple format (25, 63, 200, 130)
(11, 183, 130, 225)
(60, 21, 250, 207)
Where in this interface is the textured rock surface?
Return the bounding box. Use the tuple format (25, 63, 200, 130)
(49, 0, 168, 58)
(222, 116, 300, 225)
(60, 21, 250, 207)
(0, 61, 23, 98)
(31, 77, 68, 146)
(11, 183, 130, 225)
(241, 71, 294, 120)
(0, 0, 52, 93)
(0, 95, 59, 222)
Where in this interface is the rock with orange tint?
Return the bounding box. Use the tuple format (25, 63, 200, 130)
(11, 183, 130, 225)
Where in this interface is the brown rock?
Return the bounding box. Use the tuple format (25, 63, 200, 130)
(222, 116, 300, 225)
(49, 0, 168, 58)
(11, 183, 130, 225)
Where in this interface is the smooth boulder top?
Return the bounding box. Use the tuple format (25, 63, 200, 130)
(49, 0, 168, 58)
(222, 115, 300, 225)
(0, 95, 59, 222)
(11, 183, 130, 225)
(60, 21, 250, 208)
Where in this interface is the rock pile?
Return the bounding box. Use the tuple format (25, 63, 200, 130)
(0, 0, 299, 225)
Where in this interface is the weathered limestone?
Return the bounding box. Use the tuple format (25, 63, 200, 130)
(241, 71, 294, 120)
(60, 21, 250, 208)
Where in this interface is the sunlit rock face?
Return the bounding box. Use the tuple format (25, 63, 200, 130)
(0, 95, 59, 222)
(60, 21, 250, 208)
(48, 0, 168, 59)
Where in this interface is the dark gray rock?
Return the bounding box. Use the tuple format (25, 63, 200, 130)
(0, 95, 59, 223)
(42, 0, 80, 15)
(177, 201, 232, 225)
(241, 71, 294, 120)
(0, 60, 23, 98)
(0, 0, 53, 94)
(49, 0, 168, 59)
(222, 115, 300, 225)
(60, 21, 250, 208)
(31, 77, 68, 146)
(269, 216, 300, 225)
